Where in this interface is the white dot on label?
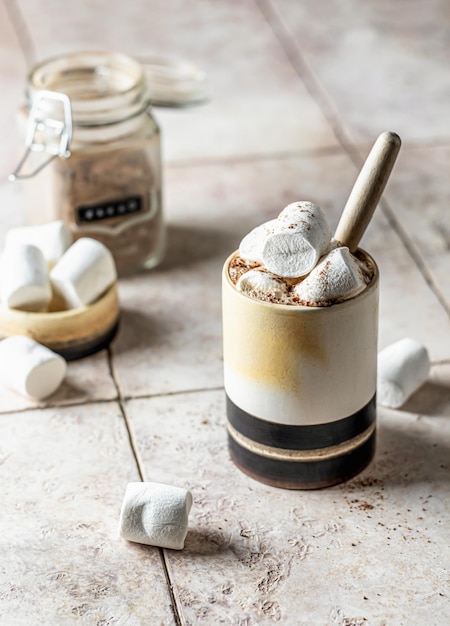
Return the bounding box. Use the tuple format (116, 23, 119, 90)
(107, 206, 115, 216)
(85, 209, 94, 220)
(96, 208, 105, 218)
(127, 200, 137, 210)
(118, 204, 126, 213)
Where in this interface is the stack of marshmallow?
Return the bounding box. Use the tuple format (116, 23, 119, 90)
(0, 221, 117, 400)
(238, 202, 432, 407)
(1, 220, 117, 312)
(237, 201, 368, 305)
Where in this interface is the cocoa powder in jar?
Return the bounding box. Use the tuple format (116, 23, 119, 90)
(20, 52, 165, 275)
(49, 144, 164, 275)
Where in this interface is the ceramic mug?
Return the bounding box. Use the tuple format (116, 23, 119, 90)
(222, 250, 379, 489)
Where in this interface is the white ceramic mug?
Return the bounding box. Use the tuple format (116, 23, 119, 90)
(222, 250, 379, 489)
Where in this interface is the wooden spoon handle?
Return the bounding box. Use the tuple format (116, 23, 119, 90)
(334, 131, 401, 252)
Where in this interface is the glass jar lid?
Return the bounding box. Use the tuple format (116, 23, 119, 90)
(10, 51, 208, 180)
(27, 51, 150, 126)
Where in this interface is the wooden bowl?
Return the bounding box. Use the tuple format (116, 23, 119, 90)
(0, 283, 120, 360)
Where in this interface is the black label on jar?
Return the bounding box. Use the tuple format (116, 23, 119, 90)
(77, 197, 143, 222)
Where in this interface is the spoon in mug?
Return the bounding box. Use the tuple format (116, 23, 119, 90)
(334, 131, 401, 252)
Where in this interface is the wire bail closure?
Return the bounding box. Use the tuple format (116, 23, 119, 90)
(9, 90, 73, 181)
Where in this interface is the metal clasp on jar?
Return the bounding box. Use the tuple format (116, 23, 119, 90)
(9, 90, 72, 181)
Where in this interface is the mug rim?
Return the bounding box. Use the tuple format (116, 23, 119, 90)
(223, 248, 379, 313)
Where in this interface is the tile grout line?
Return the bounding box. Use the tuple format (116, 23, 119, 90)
(256, 0, 450, 320)
(340, 142, 450, 318)
(3, 0, 37, 66)
(0, 386, 225, 414)
(106, 348, 184, 626)
(379, 200, 450, 318)
(121, 385, 225, 403)
(164, 145, 345, 169)
(333, 148, 450, 317)
(0, 386, 226, 417)
(6, 357, 450, 418)
(106, 352, 145, 480)
(339, 137, 450, 318)
(255, 0, 356, 153)
(164, 139, 450, 172)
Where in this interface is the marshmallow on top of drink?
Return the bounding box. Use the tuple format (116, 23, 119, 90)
(230, 201, 374, 306)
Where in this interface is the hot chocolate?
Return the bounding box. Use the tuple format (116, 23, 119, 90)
(229, 201, 375, 307)
(223, 133, 401, 490)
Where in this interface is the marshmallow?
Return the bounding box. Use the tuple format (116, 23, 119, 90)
(237, 268, 288, 301)
(239, 219, 277, 264)
(50, 238, 117, 309)
(294, 246, 366, 305)
(0, 243, 52, 312)
(377, 338, 430, 408)
(119, 482, 192, 550)
(261, 202, 331, 278)
(5, 221, 73, 269)
(0, 336, 66, 400)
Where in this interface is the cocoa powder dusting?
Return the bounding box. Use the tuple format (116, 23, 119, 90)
(228, 256, 260, 283)
(229, 251, 375, 307)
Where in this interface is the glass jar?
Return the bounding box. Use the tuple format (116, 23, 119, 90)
(17, 51, 164, 275)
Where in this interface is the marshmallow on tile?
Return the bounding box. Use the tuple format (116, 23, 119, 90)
(261, 201, 331, 278)
(5, 220, 73, 269)
(237, 268, 288, 301)
(119, 482, 193, 550)
(239, 219, 277, 264)
(294, 246, 366, 305)
(50, 238, 117, 309)
(0, 243, 52, 312)
(0, 336, 66, 400)
(377, 338, 430, 408)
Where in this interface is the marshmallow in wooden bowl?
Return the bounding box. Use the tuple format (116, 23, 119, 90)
(377, 338, 430, 408)
(119, 482, 193, 550)
(0, 335, 66, 400)
(50, 238, 117, 309)
(0, 242, 52, 312)
(5, 220, 73, 269)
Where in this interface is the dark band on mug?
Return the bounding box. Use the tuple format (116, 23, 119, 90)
(51, 320, 120, 361)
(228, 429, 376, 490)
(226, 393, 376, 451)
